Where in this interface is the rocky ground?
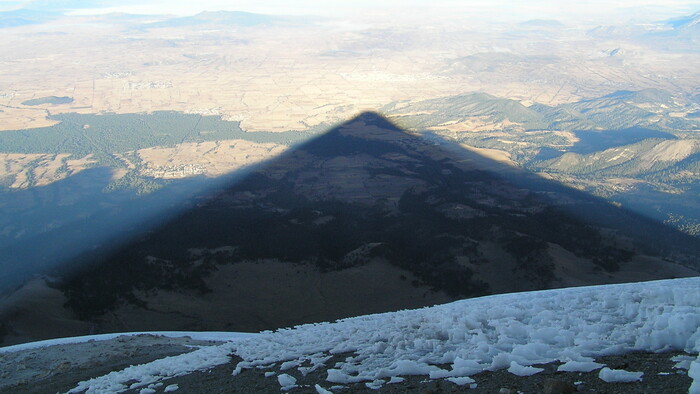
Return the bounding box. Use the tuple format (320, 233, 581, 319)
(141, 351, 695, 394)
(0, 334, 223, 394)
(0, 334, 694, 393)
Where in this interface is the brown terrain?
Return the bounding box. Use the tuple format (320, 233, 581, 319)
(0, 4, 698, 358)
(0, 7, 698, 394)
(2, 112, 697, 347)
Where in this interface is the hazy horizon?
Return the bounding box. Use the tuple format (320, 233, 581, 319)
(1, 0, 699, 24)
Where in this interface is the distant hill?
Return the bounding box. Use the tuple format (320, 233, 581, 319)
(385, 89, 700, 234)
(655, 10, 700, 47)
(387, 89, 699, 133)
(588, 10, 700, 51)
(533, 138, 699, 176)
(0, 9, 59, 28)
(142, 11, 315, 29)
(666, 10, 700, 29)
(382, 92, 547, 130)
(518, 19, 564, 28)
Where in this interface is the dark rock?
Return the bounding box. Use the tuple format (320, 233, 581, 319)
(543, 378, 577, 393)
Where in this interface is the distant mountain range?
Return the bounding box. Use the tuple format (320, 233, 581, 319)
(0, 9, 60, 28)
(667, 11, 700, 29)
(0, 7, 315, 30)
(385, 89, 699, 133)
(140, 11, 317, 30)
(587, 10, 700, 50)
(384, 88, 700, 235)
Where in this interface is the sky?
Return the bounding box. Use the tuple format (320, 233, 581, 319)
(1, 0, 698, 23)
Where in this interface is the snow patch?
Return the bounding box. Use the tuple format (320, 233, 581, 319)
(315, 384, 333, 394)
(68, 342, 238, 393)
(508, 361, 544, 376)
(557, 360, 604, 372)
(598, 367, 643, 383)
(446, 376, 476, 385)
(0, 331, 257, 354)
(673, 354, 695, 370)
(280, 360, 299, 370)
(277, 373, 297, 391)
(365, 379, 385, 389)
(690, 360, 700, 394)
(66, 278, 700, 393)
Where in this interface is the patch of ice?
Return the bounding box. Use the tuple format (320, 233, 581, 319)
(0, 331, 257, 354)
(673, 355, 695, 370)
(277, 373, 297, 391)
(507, 361, 544, 376)
(690, 360, 700, 394)
(557, 360, 604, 372)
(598, 367, 643, 383)
(69, 342, 237, 393)
(164, 384, 179, 392)
(446, 376, 476, 385)
(280, 360, 299, 370)
(231, 360, 254, 376)
(265, 372, 276, 377)
(365, 379, 385, 389)
(315, 384, 333, 394)
(298, 353, 333, 376)
(388, 376, 405, 384)
(430, 357, 485, 378)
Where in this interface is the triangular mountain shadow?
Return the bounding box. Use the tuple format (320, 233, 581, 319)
(3, 112, 700, 344)
(0, 166, 220, 292)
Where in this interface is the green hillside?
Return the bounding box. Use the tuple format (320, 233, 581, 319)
(385, 89, 700, 235)
(384, 92, 547, 130)
(0, 111, 311, 158)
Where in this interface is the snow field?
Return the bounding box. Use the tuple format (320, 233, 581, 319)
(68, 277, 700, 393)
(229, 277, 700, 391)
(69, 342, 239, 393)
(0, 331, 257, 354)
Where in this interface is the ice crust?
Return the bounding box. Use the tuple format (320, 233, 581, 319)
(446, 376, 475, 385)
(0, 331, 257, 354)
(277, 373, 297, 390)
(598, 367, 644, 382)
(557, 360, 604, 372)
(314, 384, 333, 394)
(68, 278, 700, 393)
(508, 361, 544, 376)
(690, 360, 700, 394)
